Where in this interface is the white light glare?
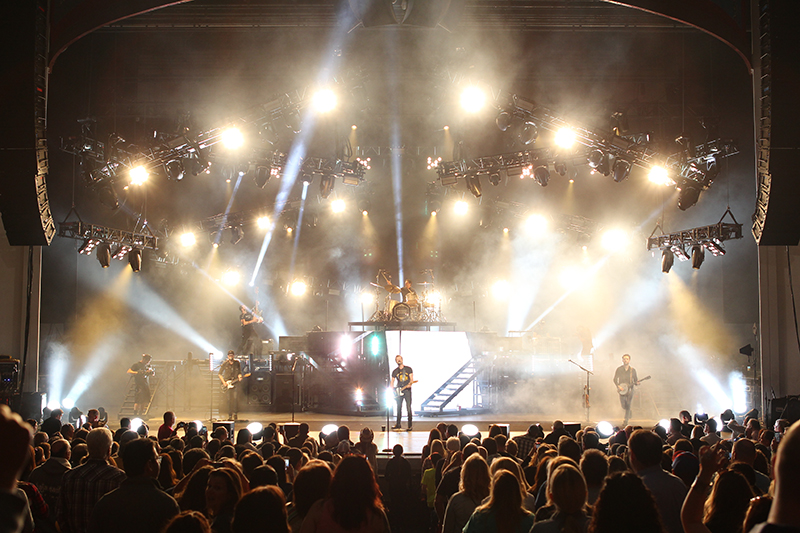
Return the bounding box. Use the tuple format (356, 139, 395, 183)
(180, 232, 197, 247)
(247, 422, 263, 434)
(312, 89, 337, 113)
(221, 270, 240, 286)
(290, 281, 307, 296)
(492, 280, 510, 301)
(354, 388, 363, 403)
(461, 424, 479, 437)
(361, 292, 375, 305)
(729, 372, 748, 414)
(460, 86, 486, 113)
(559, 265, 590, 291)
(659, 419, 670, 430)
(322, 424, 339, 436)
(648, 166, 674, 186)
(61, 398, 75, 409)
(454, 200, 469, 215)
(221, 128, 245, 150)
(256, 216, 270, 229)
(331, 199, 346, 213)
(47, 400, 60, 410)
(129, 165, 149, 186)
(526, 214, 549, 233)
(384, 387, 394, 406)
(596, 421, 614, 437)
(193, 420, 204, 431)
(554, 128, 576, 149)
(131, 418, 144, 432)
(601, 229, 630, 252)
(339, 335, 352, 358)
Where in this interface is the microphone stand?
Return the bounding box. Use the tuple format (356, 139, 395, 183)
(568, 359, 593, 424)
(290, 356, 299, 423)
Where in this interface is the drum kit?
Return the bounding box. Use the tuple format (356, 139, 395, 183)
(367, 270, 445, 322)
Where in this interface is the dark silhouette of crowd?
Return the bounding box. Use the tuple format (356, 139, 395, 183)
(1, 404, 798, 533)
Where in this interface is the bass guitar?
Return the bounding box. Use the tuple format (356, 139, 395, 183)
(395, 380, 418, 398)
(617, 375, 650, 395)
(221, 372, 251, 392)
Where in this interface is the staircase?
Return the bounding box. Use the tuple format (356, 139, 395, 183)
(419, 359, 480, 414)
(118, 372, 162, 419)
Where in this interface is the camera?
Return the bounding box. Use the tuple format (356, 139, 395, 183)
(176, 421, 186, 429)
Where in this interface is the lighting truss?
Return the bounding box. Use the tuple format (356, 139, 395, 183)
(435, 149, 546, 184)
(58, 221, 158, 252)
(646, 208, 743, 260)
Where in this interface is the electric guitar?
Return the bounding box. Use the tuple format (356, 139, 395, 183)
(395, 380, 418, 398)
(617, 375, 650, 395)
(221, 372, 251, 391)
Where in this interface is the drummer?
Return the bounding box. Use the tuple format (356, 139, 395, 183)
(401, 279, 418, 308)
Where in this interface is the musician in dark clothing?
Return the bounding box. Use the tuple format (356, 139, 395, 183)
(391, 355, 414, 430)
(127, 354, 153, 416)
(613, 353, 639, 426)
(218, 350, 242, 420)
(239, 305, 262, 356)
(400, 279, 417, 304)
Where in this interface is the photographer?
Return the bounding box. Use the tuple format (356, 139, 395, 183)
(158, 412, 184, 441)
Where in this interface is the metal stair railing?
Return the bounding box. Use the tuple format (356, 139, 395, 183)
(420, 359, 476, 413)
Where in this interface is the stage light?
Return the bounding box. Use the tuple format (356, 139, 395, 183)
(369, 334, 381, 357)
(517, 121, 538, 145)
(361, 292, 375, 305)
(424, 291, 441, 307)
(596, 421, 614, 438)
(47, 400, 60, 410)
(354, 388, 363, 404)
(180, 232, 197, 247)
(128, 249, 142, 272)
(648, 165, 673, 186)
(526, 214, 548, 233)
(301, 173, 313, 185)
(221, 127, 244, 150)
(257, 216, 270, 229)
(661, 249, 674, 273)
(321, 424, 339, 437)
(254, 165, 271, 188)
(554, 161, 567, 177)
(559, 266, 589, 290)
(320, 175, 335, 199)
(290, 280, 307, 296)
(166, 160, 185, 181)
(554, 128, 576, 149)
(465, 174, 482, 198)
(221, 270, 240, 286)
(131, 418, 144, 432)
(351, 124, 357, 130)
(492, 280, 510, 301)
(460, 86, 486, 113)
(454, 200, 469, 215)
(691, 245, 705, 269)
(677, 181, 702, 210)
(443, 125, 450, 131)
(496, 111, 512, 132)
(489, 172, 501, 186)
(286, 226, 293, 235)
(587, 150, 609, 175)
(503, 227, 509, 234)
(339, 335, 353, 359)
(247, 422, 263, 434)
(331, 199, 346, 213)
(96, 243, 111, 268)
(659, 419, 670, 430)
(461, 424, 480, 438)
(384, 387, 394, 406)
(61, 398, 75, 409)
(612, 159, 632, 183)
(230, 226, 244, 245)
(193, 420, 204, 431)
(532, 166, 550, 187)
(129, 165, 149, 186)
(601, 229, 629, 252)
(312, 89, 337, 113)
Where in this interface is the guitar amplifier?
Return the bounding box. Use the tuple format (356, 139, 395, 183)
(248, 371, 272, 405)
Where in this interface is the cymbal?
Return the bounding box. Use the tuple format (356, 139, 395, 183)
(385, 284, 401, 294)
(369, 282, 382, 288)
(418, 282, 432, 286)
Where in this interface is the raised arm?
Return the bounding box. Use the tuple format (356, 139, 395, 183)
(681, 444, 727, 533)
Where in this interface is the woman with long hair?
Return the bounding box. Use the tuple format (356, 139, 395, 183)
(463, 470, 535, 533)
(442, 454, 491, 533)
(588, 472, 664, 533)
(531, 464, 590, 533)
(287, 460, 332, 532)
(231, 486, 289, 533)
(163, 510, 211, 533)
(177, 466, 213, 514)
(205, 468, 243, 533)
(300, 455, 388, 533)
(491, 456, 537, 512)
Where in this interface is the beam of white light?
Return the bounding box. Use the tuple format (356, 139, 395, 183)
(506, 233, 557, 333)
(289, 182, 309, 281)
(46, 343, 70, 413)
(694, 367, 732, 413)
(729, 371, 748, 414)
(210, 171, 244, 254)
(391, 123, 404, 283)
(63, 337, 125, 403)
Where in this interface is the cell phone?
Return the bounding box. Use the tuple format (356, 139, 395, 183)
(284, 458, 290, 468)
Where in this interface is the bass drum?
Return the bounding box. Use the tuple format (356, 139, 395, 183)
(392, 302, 411, 320)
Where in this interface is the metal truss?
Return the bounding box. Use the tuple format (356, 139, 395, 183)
(646, 209, 744, 258)
(58, 221, 159, 250)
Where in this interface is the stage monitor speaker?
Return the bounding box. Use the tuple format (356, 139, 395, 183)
(564, 423, 582, 438)
(213, 421, 235, 436)
(248, 371, 272, 406)
(272, 373, 295, 409)
(13, 392, 45, 422)
(281, 422, 300, 440)
(488, 423, 509, 437)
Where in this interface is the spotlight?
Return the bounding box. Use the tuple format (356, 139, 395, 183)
(321, 424, 339, 437)
(495, 111, 512, 132)
(488, 172, 501, 186)
(128, 249, 142, 272)
(661, 248, 674, 273)
(677, 181, 702, 211)
(230, 226, 244, 245)
(532, 165, 550, 187)
(166, 160, 185, 181)
(361, 292, 375, 305)
(465, 174, 482, 198)
(301, 173, 313, 185)
(61, 398, 75, 409)
(319, 175, 335, 199)
(612, 159, 632, 183)
(461, 424, 481, 440)
(554, 161, 567, 177)
(193, 420, 204, 432)
(180, 232, 197, 247)
(587, 150, 609, 175)
(78, 239, 96, 254)
(691, 245, 705, 269)
(554, 128, 576, 149)
(559, 265, 589, 290)
(460, 86, 486, 113)
(351, 124, 357, 130)
(221, 127, 245, 150)
(596, 421, 614, 438)
(254, 165, 271, 188)
(454, 200, 469, 215)
(221, 270, 240, 286)
(601, 229, 629, 252)
(290, 280, 307, 296)
(492, 280, 510, 300)
(424, 291, 441, 307)
(247, 422, 263, 435)
(96, 243, 111, 268)
(131, 418, 144, 432)
(354, 388, 363, 404)
(129, 165, 149, 186)
(517, 121, 538, 145)
(357, 199, 370, 215)
(648, 166, 673, 186)
(526, 214, 548, 232)
(256, 216, 270, 229)
(312, 89, 337, 113)
(659, 419, 670, 430)
(443, 125, 450, 131)
(97, 183, 120, 210)
(331, 199, 346, 213)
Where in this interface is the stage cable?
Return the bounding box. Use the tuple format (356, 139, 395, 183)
(786, 246, 800, 357)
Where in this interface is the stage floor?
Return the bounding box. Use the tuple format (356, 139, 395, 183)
(136, 409, 658, 454)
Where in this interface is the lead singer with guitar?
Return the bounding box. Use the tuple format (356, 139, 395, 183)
(219, 350, 242, 420)
(613, 353, 638, 426)
(392, 355, 414, 431)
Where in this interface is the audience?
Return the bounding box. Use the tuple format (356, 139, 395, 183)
(463, 470, 534, 532)
(442, 454, 491, 533)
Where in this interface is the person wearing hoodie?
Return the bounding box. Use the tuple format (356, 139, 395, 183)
(28, 439, 71, 510)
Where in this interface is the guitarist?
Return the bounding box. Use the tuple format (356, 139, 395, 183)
(239, 304, 263, 357)
(613, 353, 639, 427)
(391, 355, 414, 431)
(218, 350, 243, 420)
